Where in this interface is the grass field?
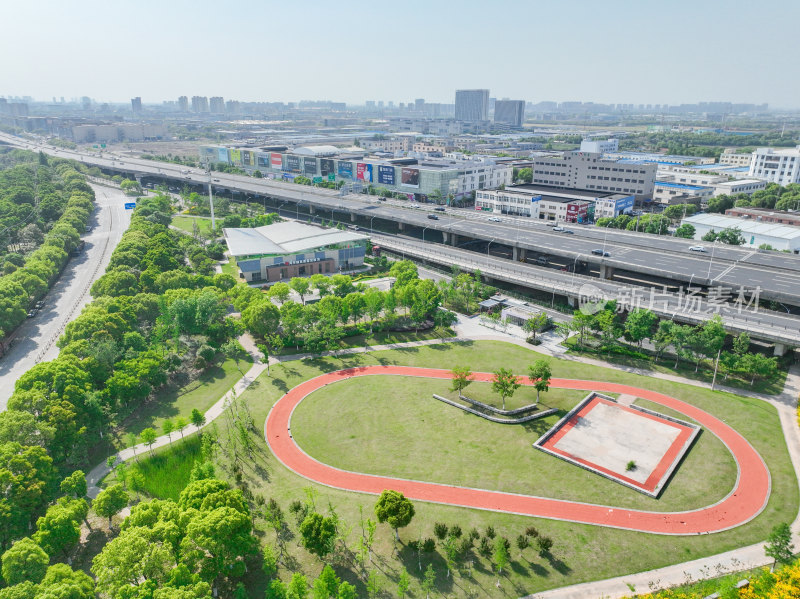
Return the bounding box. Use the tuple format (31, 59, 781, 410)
(171, 214, 213, 234)
(126, 435, 203, 500)
(273, 327, 454, 355)
(220, 255, 239, 278)
(139, 340, 798, 597)
(291, 376, 737, 512)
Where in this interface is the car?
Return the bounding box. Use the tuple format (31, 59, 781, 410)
(434, 206, 446, 212)
(552, 226, 564, 232)
(35, 301, 44, 309)
(546, 222, 557, 227)
(560, 229, 574, 234)
(591, 249, 610, 257)
(487, 216, 502, 222)
(689, 246, 707, 252)
(212, 178, 220, 182)
(377, 197, 387, 202)
(27, 309, 38, 318)
(427, 214, 439, 220)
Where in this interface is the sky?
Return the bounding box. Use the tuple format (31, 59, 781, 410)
(2, 0, 798, 108)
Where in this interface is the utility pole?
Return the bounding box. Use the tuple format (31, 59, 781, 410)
(206, 161, 216, 231)
(711, 347, 722, 391)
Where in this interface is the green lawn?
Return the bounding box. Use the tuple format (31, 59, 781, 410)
(136, 341, 798, 597)
(126, 436, 203, 501)
(171, 214, 213, 234)
(274, 327, 454, 355)
(292, 376, 736, 512)
(220, 255, 239, 278)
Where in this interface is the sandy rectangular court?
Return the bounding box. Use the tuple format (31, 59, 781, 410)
(534, 393, 700, 497)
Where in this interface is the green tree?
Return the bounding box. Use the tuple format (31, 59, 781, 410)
(623, 308, 658, 348)
(38, 563, 95, 599)
(491, 368, 521, 410)
(421, 564, 436, 599)
(310, 274, 332, 297)
(139, 427, 158, 456)
(528, 359, 552, 405)
(180, 506, 257, 582)
(162, 419, 175, 444)
(674, 223, 696, 238)
(312, 564, 340, 599)
(374, 490, 415, 541)
(523, 312, 548, 342)
(765, 522, 794, 568)
(33, 504, 81, 558)
(191, 408, 207, 432)
(289, 278, 311, 305)
(1, 537, 49, 585)
(337, 582, 356, 599)
(288, 573, 309, 599)
(59, 470, 87, 498)
(92, 484, 129, 528)
(269, 282, 291, 304)
(299, 513, 337, 559)
(493, 536, 509, 575)
(450, 366, 473, 396)
(397, 568, 411, 598)
(241, 300, 280, 339)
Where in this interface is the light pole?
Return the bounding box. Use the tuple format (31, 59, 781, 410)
(487, 238, 495, 267)
(370, 215, 377, 235)
(277, 201, 288, 217)
(422, 225, 430, 245)
(706, 240, 719, 281)
(296, 201, 305, 221)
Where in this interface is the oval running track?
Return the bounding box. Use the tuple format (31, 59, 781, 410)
(265, 366, 770, 535)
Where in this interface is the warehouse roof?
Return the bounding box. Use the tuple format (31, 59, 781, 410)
(223, 221, 368, 258)
(292, 145, 340, 156)
(683, 214, 800, 240)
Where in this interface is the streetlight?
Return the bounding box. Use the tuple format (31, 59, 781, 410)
(602, 222, 612, 255)
(706, 240, 719, 281)
(422, 225, 430, 245)
(296, 201, 305, 220)
(487, 238, 495, 267)
(571, 253, 583, 285)
(370, 215, 377, 235)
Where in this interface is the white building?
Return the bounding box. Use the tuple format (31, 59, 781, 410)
(474, 188, 541, 218)
(451, 164, 512, 196)
(719, 148, 754, 167)
(749, 146, 800, 185)
(681, 213, 800, 252)
(580, 138, 619, 153)
(653, 182, 713, 205)
(712, 179, 767, 197)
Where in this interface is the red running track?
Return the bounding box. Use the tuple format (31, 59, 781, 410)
(265, 366, 770, 535)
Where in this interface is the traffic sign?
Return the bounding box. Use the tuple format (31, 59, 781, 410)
(312, 177, 323, 184)
(124, 202, 136, 210)
(328, 174, 335, 181)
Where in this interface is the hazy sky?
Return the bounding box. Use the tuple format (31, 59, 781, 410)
(3, 0, 798, 108)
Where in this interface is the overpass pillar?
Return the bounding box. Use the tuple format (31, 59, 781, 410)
(513, 247, 527, 262)
(309, 206, 315, 215)
(567, 295, 576, 307)
(398, 222, 405, 232)
(350, 213, 356, 223)
(442, 232, 449, 244)
(599, 264, 615, 280)
(774, 343, 787, 357)
(450, 233, 459, 246)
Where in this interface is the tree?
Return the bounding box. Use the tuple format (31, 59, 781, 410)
(623, 308, 658, 348)
(33, 504, 81, 558)
(1, 537, 49, 585)
(93, 484, 129, 528)
(528, 359, 552, 405)
(288, 573, 309, 599)
(491, 368, 521, 410)
(162, 419, 175, 444)
(421, 564, 436, 599)
(299, 512, 337, 559)
(310, 274, 332, 297)
(674, 223, 696, 239)
(493, 536, 509, 576)
(175, 416, 189, 441)
(765, 522, 794, 568)
(397, 568, 411, 598)
(523, 312, 548, 342)
(290, 278, 311, 305)
(37, 563, 96, 599)
(313, 564, 339, 599)
(191, 408, 207, 432)
(139, 427, 158, 456)
(180, 506, 257, 582)
(450, 366, 473, 396)
(60, 470, 87, 498)
(337, 582, 356, 599)
(269, 282, 291, 304)
(374, 490, 415, 540)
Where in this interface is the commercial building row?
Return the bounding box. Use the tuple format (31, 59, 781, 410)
(199, 145, 512, 201)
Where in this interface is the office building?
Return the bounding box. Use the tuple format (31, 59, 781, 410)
(493, 100, 525, 127)
(178, 96, 189, 112)
(749, 146, 800, 185)
(210, 97, 225, 113)
(72, 123, 167, 143)
(532, 152, 657, 201)
(653, 182, 713, 205)
(455, 89, 489, 122)
(223, 221, 368, 283)
(580, 139, 619, 153)
(191, 96, 209, 113)
(719, 148, 754, 167)
(712, 179, 766, 197)
(131, 97, 142, 115)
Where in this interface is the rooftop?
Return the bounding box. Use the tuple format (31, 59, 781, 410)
(509, 184, 629, 201)
(223, 221, 368, 258)
(683, 213, 800, 240)
(655, 181, 710, 191)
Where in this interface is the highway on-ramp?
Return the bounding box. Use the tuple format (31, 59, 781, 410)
(266, 366, 770, 535)
(0, 183, 131, 411)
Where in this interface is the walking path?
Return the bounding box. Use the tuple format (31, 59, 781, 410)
(265, 365, 770, 535)
(82, 316, 800, 597)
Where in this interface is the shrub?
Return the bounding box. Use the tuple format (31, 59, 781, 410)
(525, 526, 539, 538)
(478, 537, 492, 557)
(485, 525, 496, 539)
(626, 460, 637, 471)
(536, 536, 553, 555)
(433, 522, 448, 540)
(422, 538, 436, 553)
(517, 535, 529, 550)
(450, 524, 462, 539)
(469, 528, 480, 541)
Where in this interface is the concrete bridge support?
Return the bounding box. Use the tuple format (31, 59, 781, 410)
(599, 264, 615, 280)
(398, 222, 405, 232)
(309, 206, 315, 215)
(350, 213, 356, 222)
(513, 247, 527, 262)
(774, 343, 787, 357)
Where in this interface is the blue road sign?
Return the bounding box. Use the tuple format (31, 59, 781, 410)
(124, 202, 136, 210)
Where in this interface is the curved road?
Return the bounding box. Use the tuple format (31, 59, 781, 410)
(266, 366, 770, 535)
(0, 183, 131, 411)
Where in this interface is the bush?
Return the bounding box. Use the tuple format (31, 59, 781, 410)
(517, 535, 529, 550)
(485, 525, 496, 539)
(422, 538, 436, 553)
(536, 536, 553, 555)
(450, 524, 462, 539)
(478, 536, 491, 557)
(433, 522, 448, 540)
(525, 526, 539, 538)
(469, 528, 480, 540)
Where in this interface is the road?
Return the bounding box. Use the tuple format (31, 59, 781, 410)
(0, 183, 131, 411)
(4, 133, 800, 303)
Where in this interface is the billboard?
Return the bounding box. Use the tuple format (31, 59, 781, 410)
(320, 158, 334, 176)
(304, 157, 318, 176)
(356, 163, 373, 182)
(230, 149, 242, 163)
(286, 155, 301, 172)
(271, 153, 283, 169)
(338, 161, 353, 179)
(377, 165, 395, 185)
(257, 153, 270, 167)
(401, 168, 420, 188)
(616, 195, 635, 214)
(217, 148, 229, 162)
(242, 150, 253, 166)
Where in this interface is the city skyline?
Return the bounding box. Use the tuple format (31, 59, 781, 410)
(2, 0, 799, 108)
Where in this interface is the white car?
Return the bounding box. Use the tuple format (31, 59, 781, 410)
(689, 246, 707, 252)
(487, 216, 501, 222)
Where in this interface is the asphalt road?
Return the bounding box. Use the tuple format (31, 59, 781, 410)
(0, 183, 131, 411)
(4, 133, 800, 303)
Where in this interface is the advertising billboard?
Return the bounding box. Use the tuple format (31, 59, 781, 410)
(337, 161, 353, 179)
(241, 150, 252, 166)
(271, 153, 283, 169)
(304, 157, 318, 176)
(616, 195, 635, 214)
(356, 163, 373, 182)
(230, 149, 241, 163)
(217, 148, 229, 163)
(257, 153, 270, 167)
(320, 159, 334, 177)
(401, 168, 420, 188)
(286, 155, 301, 172)
(377, 165, 395, 185)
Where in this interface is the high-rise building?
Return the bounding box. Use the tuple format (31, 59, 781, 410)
(178, 96, 189, 112)
(493, 100, 525, 127)
(749, 146, 800, 186)
(191, 96, 209, 112)
(455, 89, 489, 122)
(81, 96, 91, 110)
(414, 98, 425, 112)
(210, 96, 225, 113)
(131, 97, 142, 115)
